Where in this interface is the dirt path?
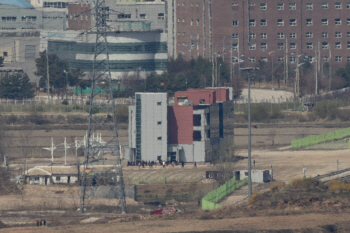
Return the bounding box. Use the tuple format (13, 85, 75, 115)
(1, 213, 349, 232)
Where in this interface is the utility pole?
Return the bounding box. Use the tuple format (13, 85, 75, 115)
(240, 67, 259, 198)
(328, 45, 332, 91)
(285, 38, 288, 89)
(46, 50, 50, 100)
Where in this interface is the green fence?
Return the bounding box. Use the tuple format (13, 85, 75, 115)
(201, 177, 248, 210)
(291, 127, 350, 149)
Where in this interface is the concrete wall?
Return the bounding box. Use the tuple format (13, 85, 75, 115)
(51, 175, 78, 184)
(138, 93, 168, 162)
(0, 32, 41, 82)
(240, 170, 270, 183)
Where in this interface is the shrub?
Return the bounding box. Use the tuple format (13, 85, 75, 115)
(248, 193, 262, 204)
(269, 182, 285, 192)
(6, 114, 17, 124)
(243, 104, 284, 122)
(72, 105, 81, 110)
(313, 100, 339, 120)
(328, 180, 350, 192)
(62, 99, 69, 105)
(86, 106, 100, 114)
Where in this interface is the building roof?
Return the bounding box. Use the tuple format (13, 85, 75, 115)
(26, 165, 117, 176)
(0, 0, 34, 8)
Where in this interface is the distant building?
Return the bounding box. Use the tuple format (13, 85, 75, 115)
(128, 87, 234, 163)
(40, 30, 167, 79)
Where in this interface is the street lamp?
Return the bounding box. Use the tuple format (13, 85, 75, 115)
(240, 67, 259, 198)
(63, 70, 68, 99)
(218, 64, 222, 87)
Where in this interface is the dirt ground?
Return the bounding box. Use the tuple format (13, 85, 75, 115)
(1, 213, 350, 232)
(240, 88, 294, 103)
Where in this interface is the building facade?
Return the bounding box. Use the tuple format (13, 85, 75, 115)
(128, 88, 234, 163)
(129, 93, 168, 162)
(170, 0, 350, 75)
(40, 30, 167, 79)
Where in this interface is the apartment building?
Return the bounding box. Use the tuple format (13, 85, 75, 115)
(170, 0, 350, 73)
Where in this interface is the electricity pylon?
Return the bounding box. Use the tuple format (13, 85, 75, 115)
(80, 0, 126, 214)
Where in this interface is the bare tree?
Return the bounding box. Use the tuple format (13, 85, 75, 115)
(21, 129, 33, 176)
(213, 138, 237, 185)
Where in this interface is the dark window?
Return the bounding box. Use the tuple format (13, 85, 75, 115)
(56, 176, 61, 181)
(193, 115, 201, 126)
(193, 131, 201, 141)
(200, 99, 205, 104)
(157, 102, 162, 106)
(157, 137, 162, 140)
(157, 121, 162, 125)
(3, 52, 7, 57)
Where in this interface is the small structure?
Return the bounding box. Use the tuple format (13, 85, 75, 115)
(239, 170, 271, 183)
(25, 166, 79, 185)
(303, 102, 314, 112)
(3, 155, 9, 168)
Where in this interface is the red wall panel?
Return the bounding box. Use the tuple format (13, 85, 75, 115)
(168, 106, 193, 144)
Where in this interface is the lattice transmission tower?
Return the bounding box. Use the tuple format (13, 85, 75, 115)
(80, 0, 126, 214)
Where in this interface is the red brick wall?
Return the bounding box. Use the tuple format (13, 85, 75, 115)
(206, 88, 229, 102)
(68, 3, 91, 30)
(168, 106, 194, 144)
(174, 89, 216, 105)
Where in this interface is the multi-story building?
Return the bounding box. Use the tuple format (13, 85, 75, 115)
(40, 30, 167, 79)
(170, 0, 350, 75)
(128, 88, 234, 163)
(128, 93, 168, 162)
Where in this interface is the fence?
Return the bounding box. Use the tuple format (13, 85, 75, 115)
(234, 101, 304, 113)
(291, 127, 350, 150)
(201, 177, 248, 210)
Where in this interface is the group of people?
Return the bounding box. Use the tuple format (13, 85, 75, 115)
(127, 160, 198, 168)
(36, 219, 46, 227)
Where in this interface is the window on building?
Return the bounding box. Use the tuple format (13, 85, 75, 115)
(1, 16, 16, 22)
(347, 42, 350, 49)
(261, 57, 268, 62)
(323, 56, 329, 62)
(322, 32, 328, 38)
(35, 177, 39, 181)
(261, 43, 267, 50)
(3, 52, 8, 57)
(232, 33, 238, 39)
(335, 2, 342, 9)
(322, 19, 328, 25)
(348, 57, 350, 62)
(322, 3, 328, 9)
(261, 19, 267, 26)
(157, 102, 162, 105)
(196, 19, 199, 26)
(290, 56, 296, 62)
(348, 32, 350, 37)
(182, 19, 185, 22)
(289, 3, 296, 10)
(118, 14, 131, 19)
(277, 19, 284, 26)
(249, 3, 255, 6)
(199, 99, 205, 104)
(290, 33, 296, 38)
(322, 42, 329, 49)
(306, 19, 312, 26)
(348, 2, 350, 8)
(277, 3, 284, 10)
(22, 16, 37, 21)
(232, 43, 238, 50)
(290, 43, 296, 49)
(290, 19, 297, 26)
(249, 43, 256, 50)
(157, 121, 162, 125)
(232, 3, 238, 6)
(306, 32, 313, 38)
(277, 32, 284, 39)
(307, 42, 313, 49)
(261, 33, 267, 39)
(308, 56, 313, 62)
(233, 20, 238, 26)
(248, 57, 256, 62)
(250, 33, 256, 39)
(335, 18, 341, 25)
(191, 19, 193, 26)
(347, 19, 350, 25)
(336, 56, 342, 62)
(277, 43, 284, 50)
(249, 19, 256, 26)
(306, 3, 313, 10)
(336, 42, 342, 49)
(278, 56, 284, 61)
(260, 3, 267, 10)
(25, 45, 36, 60)
(335, 32, 342, 38)
(139, 14, 146, 19)
(56, 176, 61, 181)
(157, 137, 162, 140)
